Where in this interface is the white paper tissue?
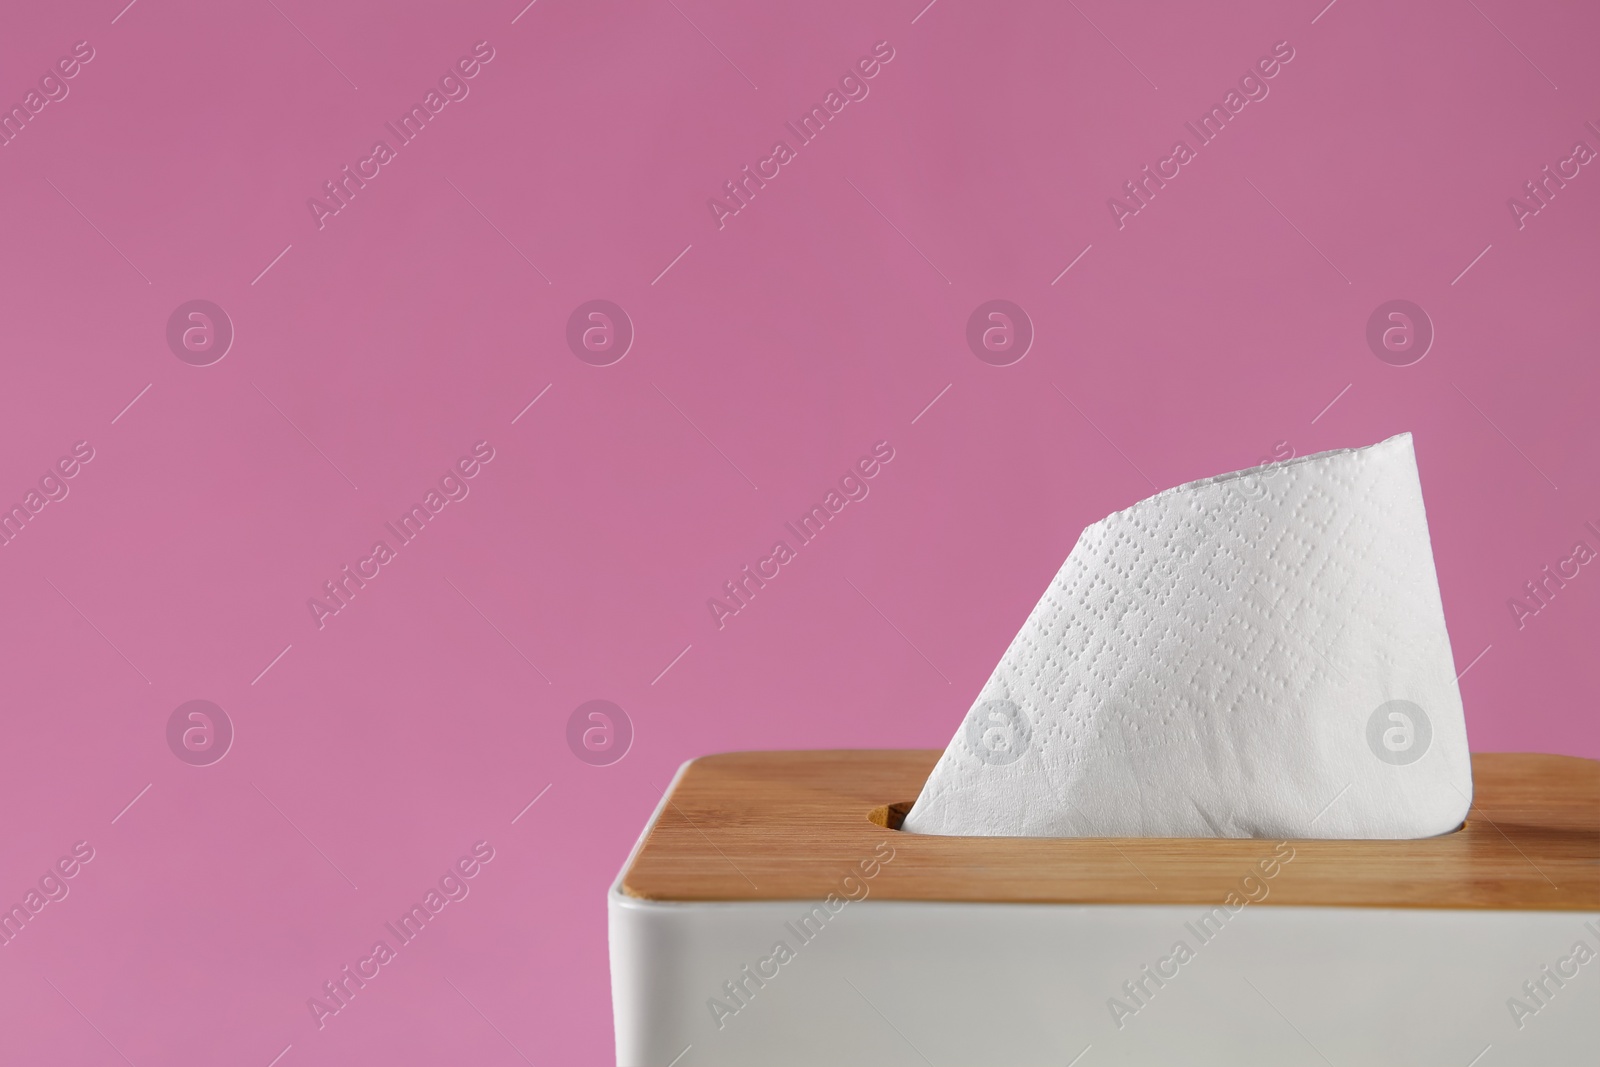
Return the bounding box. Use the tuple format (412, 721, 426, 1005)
(903, 433, 1472, 840)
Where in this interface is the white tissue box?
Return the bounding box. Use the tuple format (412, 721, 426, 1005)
(609, 750, 1599, 1066)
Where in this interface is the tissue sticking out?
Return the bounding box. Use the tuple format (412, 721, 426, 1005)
(901, 433, 1473, 840)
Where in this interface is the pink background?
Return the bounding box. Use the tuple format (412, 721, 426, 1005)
(0, 0, 1595, 1063)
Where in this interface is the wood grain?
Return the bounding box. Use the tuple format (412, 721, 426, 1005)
(620, 751, 1598, 909)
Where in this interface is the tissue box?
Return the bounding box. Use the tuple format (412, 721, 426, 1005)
(609, 751, 1598, 1067)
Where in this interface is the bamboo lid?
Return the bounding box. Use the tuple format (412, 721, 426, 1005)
(620, 751, 1598, 910)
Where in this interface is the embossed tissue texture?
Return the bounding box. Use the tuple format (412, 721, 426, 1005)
(902, 433, 1473, 840)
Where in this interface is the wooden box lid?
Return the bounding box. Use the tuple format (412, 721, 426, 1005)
(619, 751, 1598, 910)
